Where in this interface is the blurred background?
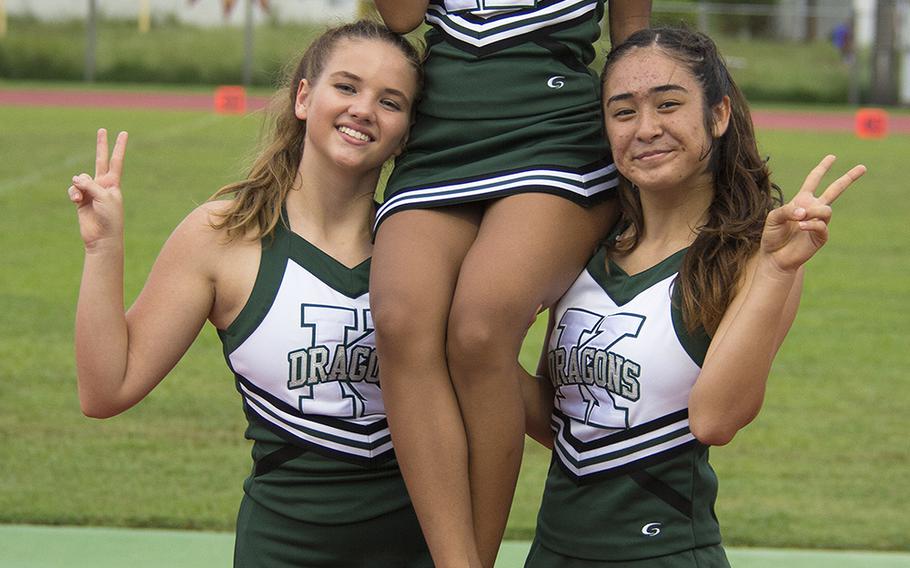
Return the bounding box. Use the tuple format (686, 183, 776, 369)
(0, 0, 907, 104)
(0, 1, 908, 566)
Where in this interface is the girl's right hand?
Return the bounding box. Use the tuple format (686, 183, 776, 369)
(68, 129, 128, 251)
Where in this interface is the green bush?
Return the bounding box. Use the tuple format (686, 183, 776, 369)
(0, 19, 85, 80)
(713, 0, 776, 37)
(716, 37, 854, 103)
(0, 16, 323, 86)
(0, 16, 857, 102)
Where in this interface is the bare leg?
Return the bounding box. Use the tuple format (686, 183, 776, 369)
(447, 194, 617, 567)
(371, 206, 484, 568)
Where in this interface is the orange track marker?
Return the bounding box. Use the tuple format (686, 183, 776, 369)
(214, 86, 247, 115)
(855, 108, 888, 139)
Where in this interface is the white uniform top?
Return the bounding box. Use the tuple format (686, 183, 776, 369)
(220, 220, 392, 466)
(547, 246, 710, 480)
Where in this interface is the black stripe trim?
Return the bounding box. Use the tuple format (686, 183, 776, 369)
(629, 469, 694, 518)
(236, 374, 390, 436)
(555, 439, 698, 484)
(392, 158, 616, 194)
(242, 404, 395, 468)
(435, 0, 573, 25)
(375, 184, 616, 234)
(239, 384, 392, 451)
(430, 13, 596, 57)
(241, 394, 391, 452)
(254, 445, 307, 477)
(376, 159, 617, 230)
(381, 162, 618, 208)
(554, 425, 692, 470)
(554, 408, 690, 452)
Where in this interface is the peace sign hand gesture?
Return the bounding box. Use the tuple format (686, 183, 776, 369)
(67, 129, 129, 251)
(761, 155, 865, 274)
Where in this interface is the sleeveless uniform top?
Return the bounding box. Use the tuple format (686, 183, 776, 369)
(375, 0, 617, 231)
(533, 246, 724, 561)
(218, 219, 412, 525)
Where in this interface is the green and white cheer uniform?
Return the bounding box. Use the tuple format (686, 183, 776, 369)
(375, 0, 617, 231)
(219, 217, 430, 567)
(527, 247, 730, 567)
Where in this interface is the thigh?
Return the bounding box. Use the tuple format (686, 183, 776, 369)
(451, 193, 616, 343)
(370, 205, 482, 333)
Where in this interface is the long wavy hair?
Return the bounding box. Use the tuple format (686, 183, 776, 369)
(209, 19, 423, 240)
(602, 27, 782, 335)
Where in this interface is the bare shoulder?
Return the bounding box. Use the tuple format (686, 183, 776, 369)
(158, 199, 259, 280)
(176, 200, 233, 239)
(166, 200, 246, 252)
(181, 200, 263, 329)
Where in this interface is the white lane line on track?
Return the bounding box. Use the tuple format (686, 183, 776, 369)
(0, 113, 226, 196)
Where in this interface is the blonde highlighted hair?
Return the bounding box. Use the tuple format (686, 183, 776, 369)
(209, 19, 423, 240)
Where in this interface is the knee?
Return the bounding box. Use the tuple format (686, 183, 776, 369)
(447, 312, 498, 364)
(447, 307, 522, 377)
(370, 291, 416, 346)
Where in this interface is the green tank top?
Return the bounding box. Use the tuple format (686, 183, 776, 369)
(218, 219, 412, 524)
(420, 0, 606, 119)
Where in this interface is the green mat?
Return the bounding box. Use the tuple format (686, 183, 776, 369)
(2, 525, 909, 567)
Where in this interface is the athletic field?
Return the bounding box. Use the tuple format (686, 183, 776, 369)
(2, 525, 910, 567)
(1, 84, 908, 567)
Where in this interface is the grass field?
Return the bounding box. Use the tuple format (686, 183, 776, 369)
(0, 96, 907, 556)
(3, 525, 910, 568)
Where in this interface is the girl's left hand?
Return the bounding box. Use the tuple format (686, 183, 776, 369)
(761, 155, 865, 274)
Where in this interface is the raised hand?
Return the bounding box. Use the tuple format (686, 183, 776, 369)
(760, 155, 865, 273)
(67, 129, 129, 250)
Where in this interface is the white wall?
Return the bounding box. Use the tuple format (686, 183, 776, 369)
(772, 0, 865, 44)
(5, 0, 357, 26)
(854, 0, 874, 46)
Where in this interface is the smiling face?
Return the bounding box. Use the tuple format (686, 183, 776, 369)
(603, 46, 730, 196)
(295, 37, 418, 176)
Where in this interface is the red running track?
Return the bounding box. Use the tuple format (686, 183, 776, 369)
(0, 88, 270, 113)
(2, 87, 909, 133)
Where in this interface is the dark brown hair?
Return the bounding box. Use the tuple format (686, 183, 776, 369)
(209, 19, 423, 240)
(602, 27, 782, 334)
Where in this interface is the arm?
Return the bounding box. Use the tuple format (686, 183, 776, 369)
(687, 257, 801, 446)
(688, 156, 865, 446)
(519, 311, 556, 448)
(70, 130, 218, 418)
(608, 0, 651, 45)
(374, 0, 428, 33)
